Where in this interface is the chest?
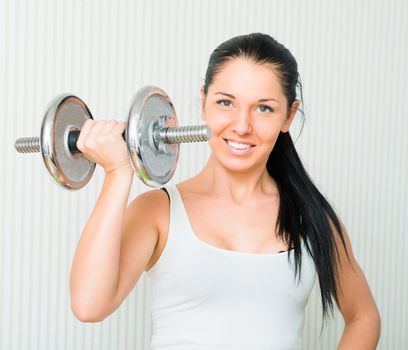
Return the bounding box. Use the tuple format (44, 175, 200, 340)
(180, 193, 290, 254)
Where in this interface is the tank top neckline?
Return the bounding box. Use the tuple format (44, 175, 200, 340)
(172, 184, 299, 258)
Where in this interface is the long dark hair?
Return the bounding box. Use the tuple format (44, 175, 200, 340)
(203, 33, 350, 327)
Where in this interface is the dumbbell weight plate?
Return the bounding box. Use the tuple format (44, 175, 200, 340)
(41, 94, 96, 190)
(126, 86, 179, 187)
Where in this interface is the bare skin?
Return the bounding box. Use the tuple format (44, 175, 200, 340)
(145, 177, 285, 272)
(147, 59, 298, 267)
(70, 58, 380, 349)
(148, 59, 381, 349)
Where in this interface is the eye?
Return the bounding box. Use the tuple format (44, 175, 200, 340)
(216, 99, 232, 108)
(255, 105, 274, 113)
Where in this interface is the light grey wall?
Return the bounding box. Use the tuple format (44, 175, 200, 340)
(1, 0, 407, 349)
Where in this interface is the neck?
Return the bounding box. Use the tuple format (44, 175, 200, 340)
(195, 155, 278, 204)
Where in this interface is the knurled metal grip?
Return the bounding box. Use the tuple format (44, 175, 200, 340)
(15, 137, 41, 153)
(160, 125, 211, 144)
(14, 86, 211, 189)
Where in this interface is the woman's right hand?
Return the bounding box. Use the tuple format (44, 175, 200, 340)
(76, 119, 132, 174)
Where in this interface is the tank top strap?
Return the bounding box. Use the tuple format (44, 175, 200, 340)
(161, 184, 194, 245)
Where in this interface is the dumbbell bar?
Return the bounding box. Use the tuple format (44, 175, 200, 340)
(15, 85, 211, 189)
(16, 125, 209, 155)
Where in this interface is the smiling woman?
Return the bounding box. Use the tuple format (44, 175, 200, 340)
(200, 58, 298, 172)
(145, 33, 380, 349)
(69, 32, 380, 350)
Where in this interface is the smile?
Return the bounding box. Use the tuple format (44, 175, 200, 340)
(224, 139, 255, 154)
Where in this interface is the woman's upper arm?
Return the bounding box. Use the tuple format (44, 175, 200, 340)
(333, 218, 380, 324)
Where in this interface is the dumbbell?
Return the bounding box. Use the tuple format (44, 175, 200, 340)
(15, 85, 211, 189)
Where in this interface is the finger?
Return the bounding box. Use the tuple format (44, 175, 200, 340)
(111, 121, 127, 136)
(76, 119, 96, 150)
(86, 120, 108, 140)
(100, 119, 117, 136)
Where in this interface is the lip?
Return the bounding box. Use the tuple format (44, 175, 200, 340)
(223, 139, 255, 154)
(223, 138, 255, 146)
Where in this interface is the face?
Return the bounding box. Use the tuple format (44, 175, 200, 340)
(200, 58, 299, 173)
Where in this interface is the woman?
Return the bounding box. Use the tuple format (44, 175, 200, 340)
(70, 33, 381, 349)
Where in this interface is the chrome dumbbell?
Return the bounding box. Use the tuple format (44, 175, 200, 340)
(15, 85, 211, 189)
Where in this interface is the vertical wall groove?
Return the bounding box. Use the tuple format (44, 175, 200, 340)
(1, 0, 407, 349)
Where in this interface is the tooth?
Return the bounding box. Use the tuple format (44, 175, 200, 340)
(227, 140, 251, 149)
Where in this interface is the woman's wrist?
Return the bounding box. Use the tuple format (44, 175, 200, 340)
(104, 164, 133, 177)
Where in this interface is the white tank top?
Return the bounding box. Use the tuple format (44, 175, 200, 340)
(146, 185, 316, 350)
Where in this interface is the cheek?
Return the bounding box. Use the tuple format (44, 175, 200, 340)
(254, 123, 284, 152)
(255, 118, 282, 137)
(262, 123, 282, 139)
(205, 111, 230, 133)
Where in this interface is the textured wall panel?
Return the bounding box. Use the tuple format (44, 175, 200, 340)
(1, 0, 407, 349)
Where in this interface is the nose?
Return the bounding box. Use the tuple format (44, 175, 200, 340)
(232, 111, 252, 135)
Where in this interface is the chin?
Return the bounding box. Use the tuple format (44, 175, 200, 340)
(213, 155, 261, 174)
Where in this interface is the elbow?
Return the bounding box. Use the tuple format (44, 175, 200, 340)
(73, 311, 105, 323)
(367, 308, 381, 346)
(347, 307, 382, 343)
(71, 301, 107, 323)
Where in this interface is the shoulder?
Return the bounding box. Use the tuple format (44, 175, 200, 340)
(128, 187, 170, 225)
(124, 187, 171, 247)
(128, 187, 168, 208)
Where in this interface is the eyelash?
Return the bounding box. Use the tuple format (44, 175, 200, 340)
(216, 99, 274, 113)
(216, 100, 232, 107)
(256, 105, 274, 113)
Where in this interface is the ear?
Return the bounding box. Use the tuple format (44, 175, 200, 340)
(281, 99, 300, 133)
(200, 86, 206, 121)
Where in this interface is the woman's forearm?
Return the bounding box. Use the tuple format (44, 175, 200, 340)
(337, 313, 381, 350)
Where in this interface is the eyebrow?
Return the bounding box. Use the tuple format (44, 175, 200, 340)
(214, 92, 280, 103)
